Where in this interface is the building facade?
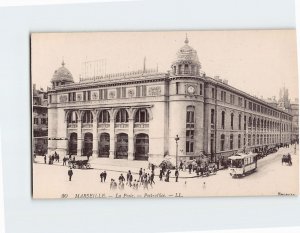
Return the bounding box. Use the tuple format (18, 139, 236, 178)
(47, 37, 293, 162)
(32, 84, 48, 155)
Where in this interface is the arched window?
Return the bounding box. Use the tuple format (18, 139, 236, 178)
(116, 109, 129, 123)
(135, 108, 149, 123)
(82, 111, 93, 123)
(99, 110, 110, 123)
(67, 111, 78, 123)
(230, 134, 234, 149)
(230, 113, 234, 130)
(221, 111, 225, 129)
(220, 134, 225, 151)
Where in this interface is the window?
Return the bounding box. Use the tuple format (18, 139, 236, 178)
(221, 111, 225, 129)
(176, 82, 179, 94)
(68, 111, 78, 123)
(211, 109, 215, 125)
(238, 114, 241, 130)
(230, 94, 235, 105)
(83, 91, 91, 101)
(200, 84, 203, 95)
(253, 134, 255, 145)
(212, 88, 215, 99)
(238, 134, 241, 148)
(221, 91, 226, 102)
(257, 134, 259, 144)
(230, 134, 233, 150)
(34, 118, 39, 125)
(244, 116, 247, 130)
(230, 113, 234, 130)
(186, 106, 195, 128)
(248, 134, 251, 146)
(238, 97, 243, 107)
(99, 110, 110, 123)
(116, 109, 129, 123)
(135, 109, 149, 123)
(68, 92, 76, 102)
(82, 111, 93, 123)
(220, 134, 225, 151)
(186, 130, 194, 153)
(121, 87, 126, 98)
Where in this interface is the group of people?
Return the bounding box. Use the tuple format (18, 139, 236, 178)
(44, 152, 60, 165)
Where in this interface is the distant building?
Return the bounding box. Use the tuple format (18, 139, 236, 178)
(290, 98, 299, 143)
(46, 36, 293, 164)
(32, 84, 48, 155)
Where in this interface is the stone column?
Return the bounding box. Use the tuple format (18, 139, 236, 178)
(109, 110, 115, 159)
(92, 119, 98, 158)
(77, 120, 82, 156)
(128, 118, 134, 160)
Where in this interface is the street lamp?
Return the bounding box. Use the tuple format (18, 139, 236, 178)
(175, 134, 180, 168)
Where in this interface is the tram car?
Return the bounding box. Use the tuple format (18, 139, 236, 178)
(228, 152, 258, 178)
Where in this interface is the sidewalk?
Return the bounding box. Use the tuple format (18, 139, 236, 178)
(34, 156, 203, 179)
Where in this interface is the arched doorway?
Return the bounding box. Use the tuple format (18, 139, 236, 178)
(83, 133, 93, 156)
(116, 133, 128, 159)
(135, 133, 149, 161)
(99, 133, 110, 157)
(69, 132, 77, 155)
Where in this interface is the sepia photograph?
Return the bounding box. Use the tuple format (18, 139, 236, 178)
(31, 30, 299, 199)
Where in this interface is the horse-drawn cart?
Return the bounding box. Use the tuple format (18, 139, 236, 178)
(68, 159, 91, 169)
(282, 154, 292, 166)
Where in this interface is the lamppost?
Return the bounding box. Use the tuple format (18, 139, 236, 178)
(175, 134, 180, 169)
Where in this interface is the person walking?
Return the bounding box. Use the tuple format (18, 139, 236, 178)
(165, 169, 171, 182)
(44, 154, 46, 164)
(103, 171, 107, 182)
(100, 172, 104, 182)
(126, 170, 131, 185)
(119, 174, 125, 185)
(175, 169, 179, 182)
(139, 168, 143, 181)
(188, 163, 192, 174)
(62, 157, 67, 166)
(159, 169, 163, 181)
(128, 172, 133, 187)
(150, 171, 155, 186)
(68, 168, 73, 181)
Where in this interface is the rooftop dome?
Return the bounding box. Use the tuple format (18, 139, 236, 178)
(51, 60, 74, 84)
(172, 35, 201, 67)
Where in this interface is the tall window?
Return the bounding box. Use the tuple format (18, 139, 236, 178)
(135, 108, 149, 123)
(230, 113, 234, 130)
(230, 134, 233, 150)
(200, 84, 203, 95)
(221, 111, 225, 129)
(244, 116, 247, 130)
(253, 134, 256, 145)
(238, 114, 242, 130)
(68, 111, 78, 123)
(220, 134, 225, 151)
(116, 109, 128, 123)
(99, 110, 110, 123)
(211, 109, 215, 127)
(82, 111, 93, 123)
(186, 106, 195, 154)
(212, 88, 215, 99)
(248, 134, 251, 146)
(238, 134, 241, 148)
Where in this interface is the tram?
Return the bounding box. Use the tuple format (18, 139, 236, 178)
(228, 152, 257, 178)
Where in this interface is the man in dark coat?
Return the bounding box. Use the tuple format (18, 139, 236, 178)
(68, 168, 73, 181)
(100, 172, 104, 182)
(62, 157, 67, 166)
(139, 168, 143, 181)
(175, 169, 179, 182)
(103, 171, 107, 182)
(44, 155, 46, 164)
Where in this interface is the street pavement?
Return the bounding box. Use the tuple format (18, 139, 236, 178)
(32, 146, 299, 198)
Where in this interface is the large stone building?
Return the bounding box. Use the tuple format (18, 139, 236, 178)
(32, 84, 48, 155)
(47, 37, 293, 163)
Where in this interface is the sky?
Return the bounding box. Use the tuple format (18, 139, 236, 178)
(31, 30, 298, 100)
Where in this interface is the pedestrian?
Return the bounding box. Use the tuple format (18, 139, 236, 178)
(110, 179, 116, 190)
(150, 171, 155, 186)
(128, 172, 133, 187)
(100, 172, 103, 182)
(63, 157, 67, 166)
(139, 168, 143, 181)
(188, 163, 192, 174)
(175, 169, 179, 182)
(126, 170, 131, 185)
(159, 169, 163, 181)
(179, 161, 183, 171)
(151, 163, 155, 172)
(165, 169, 171, 182)
(103, 171, 107, 182)
(68, 168, 73, 181)
(119, 174, 125, 184)
(44, 154, 46, 164)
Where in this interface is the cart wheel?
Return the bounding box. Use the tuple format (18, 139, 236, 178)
(86, 164, 91, 169)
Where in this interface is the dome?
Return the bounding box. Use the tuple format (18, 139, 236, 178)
(51, 61, 74, 84)
(172, 36, 201, 67)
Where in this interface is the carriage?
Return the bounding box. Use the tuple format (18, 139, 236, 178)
(282, 154, 292, 166)
(202, 163, 218, 177)
(68, 159, 91, 169)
